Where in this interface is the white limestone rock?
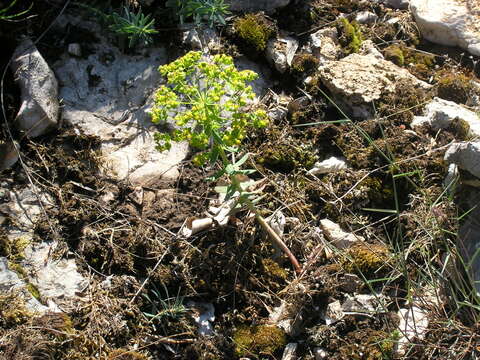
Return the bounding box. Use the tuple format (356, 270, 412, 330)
(444, 141, 480, 178)
(309, 156, 347, 175)
(318, 53, 430, 119)
(310, 28, 342, 65)
(412, 97, 480, 137)
(319, 219, 364, 249)
(10, 39, 59, 138)
(266, 35, 299, 73)
(411, 0, 480, 56)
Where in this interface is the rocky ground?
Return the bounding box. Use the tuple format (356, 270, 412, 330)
(1, 0, 480, 359)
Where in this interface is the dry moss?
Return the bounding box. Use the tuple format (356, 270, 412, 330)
(436, 70, 475, 104)
(343, 242, 390, 277)
(383, 44, 435, 81)
(233, 325, 287, 358)
(338, 329, 397, 360)
(106, 349, 149, 360)
(234, 14, 275, 52)
(291, 53, 319, 75)
(262, 258, 288, 280)
(0, 291, 34, 328)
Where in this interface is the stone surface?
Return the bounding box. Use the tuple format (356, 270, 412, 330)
(310, 28, 342, 65)
(384, 0, 410, 9)
(396, 291, 437, 355)
(0, 140, 19, 171)
(319, 53, 430, 118)
(10, 38, 59, 138)
(457, 192, 480, 295)
(444, 141, 480, 178)
(412, 97, 480, 137)
(22, 241, 88, 307)
(0, 184, 86, 314)
(0, 258, 51, 314)
(281, 343, 298, 360)
(227, 0, 290, 12)
(320, 219, 364, 249)
(309, 156, 347, 175)
(356, 11, 378, 24)
(411, 0, 480, 56)
(265, 34, 298, 74)
(181, 27, 220, 51)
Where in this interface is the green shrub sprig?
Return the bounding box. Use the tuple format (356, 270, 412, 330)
(152, 51, 268, 166)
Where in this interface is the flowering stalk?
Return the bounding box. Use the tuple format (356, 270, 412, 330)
(152, 51, 302, 274)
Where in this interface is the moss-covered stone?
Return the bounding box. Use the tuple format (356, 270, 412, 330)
(233, 325, 287, 358)
(234, 14, 276, 52)
(384, 45, 405, 66)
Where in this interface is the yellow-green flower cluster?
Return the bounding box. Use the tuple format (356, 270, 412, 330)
(151, 51, 268, 164)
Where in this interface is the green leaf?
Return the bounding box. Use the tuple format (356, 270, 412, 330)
(235, 153, 249, 167)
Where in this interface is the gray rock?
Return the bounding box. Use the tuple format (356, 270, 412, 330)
(281, 343, 298, 360)
(444, 142, 480, 179)
(458, 193, 480, 295)
(68, 43, 81, 57)
(396, 290, 437, 355)
(310, 28, 342, 65)
(10, 39, 59, 138)
(266, 35, 299, 73)
(0, 258, 51, 314)
(384, 0, 409, 9)
(412, 97, 480, 137)
(182, 27, 220, 51)
(227, 0, 290, 12)
(0, 140, 19, 171)
(411, 0, 480, 56)
(355, 11, 378, 24)
(22, 241, 88, 307)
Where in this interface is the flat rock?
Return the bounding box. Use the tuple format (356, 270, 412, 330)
(10, 39, 59, 138)
(412, 97, 480, 137)
(411, 0, 480, 56)
(319, 53, 430, 118)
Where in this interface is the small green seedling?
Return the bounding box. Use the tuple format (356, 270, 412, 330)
(152, 51, 301, 274)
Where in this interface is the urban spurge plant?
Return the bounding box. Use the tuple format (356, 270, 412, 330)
(151, 51, 302, 274)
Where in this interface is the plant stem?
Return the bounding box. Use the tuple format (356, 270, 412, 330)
(218, 147, 302, 274)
